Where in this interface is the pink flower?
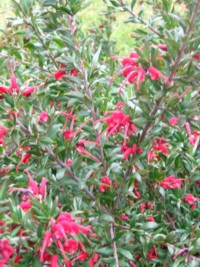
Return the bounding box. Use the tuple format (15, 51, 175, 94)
(136, 68, 146, 90)
(160, 175, 186, 189)
(89, 253, 99, 267)
(110, 52, 146, 93)
(148, 217, 155, 222)
(0, 125, 7, 144)
(129, 261, 137, 267)
(50, 255, 59, 267)
(185, 122, 200, 146)
(76, 251, 88, 261)
(95, 110, 136, 145)
(0, 86, 11, 99)
(64, 239, 79, 254)
(22, 86, 37, 97)
(141, 203, 146, 213)
(121, 144, 137, 159)
(147, 246, 157, 260)
(19, 201, 32, 212)
(39, 112, 49, 123)
(184, 194, 198, 205)
(116, 101, 125, 110)
(0, 239, 14, 265)
(99, 176, 111, 192)
(70, 69, 78, 76)
(153, 138, 168, 155)
(40, 231, 53, 262)
(148, 66, 170, 85)
(193, 54, 200, 60)
(169, 117, 179, 126)
(133, 188, 141, 199)
(54, 65, 78, 80)
(54, 64, 66, 80)
(119, 213, 129, 220)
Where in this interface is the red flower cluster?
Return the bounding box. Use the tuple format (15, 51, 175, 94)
(110, 52, 170, 93)
(160, 175, 186, 189)
(8, 170, 47, 212)
(0, 125, 7, 144)
(147, 246, 157, 260)
(0, 239, 14, 266)
(169, 117, 179, 126)
(40, 212, 93, 266)
(148, 137, 169, 163)
(186, 122, 200, 147)
(16, 146, 33, 171)
(54, 64, 78, 80)
(121, 144, 143, 159)
(96, 110, 136, 145)
(140, 202, 153, 213)
(184, 194, 199, 209)
(99, 176, 111, 192)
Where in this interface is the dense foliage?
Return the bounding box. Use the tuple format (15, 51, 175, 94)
(0, 0, 200, 266)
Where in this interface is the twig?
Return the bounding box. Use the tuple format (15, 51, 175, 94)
(80, 58, 107, 174)
(12, 0, 59, 69)
(110, 222, 120, 267)
(45, 146, 95, 201)
(118, 0, 162, 37)
(45, 146, 109, 214)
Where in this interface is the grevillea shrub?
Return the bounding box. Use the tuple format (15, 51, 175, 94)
(0, 0, 200, 266)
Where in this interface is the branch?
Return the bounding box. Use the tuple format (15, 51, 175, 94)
(45, 146, 95, 200)
(118, 0, 162, 37)
(80, 58, 107, 174)
(112, 0, 200, 211)
(110, 222, 120, 267)
(12, 0, 59, 69)
(45, 146, 109, 214)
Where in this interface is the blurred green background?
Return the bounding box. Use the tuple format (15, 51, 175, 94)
(0, 0, 134, 54)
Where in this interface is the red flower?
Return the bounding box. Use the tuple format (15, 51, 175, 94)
(89, 253, 99, 267)
(95, 110, 136, 145)
(14, 255, 23, 263)
(50, 254, 59, 267)
(169, 117, 179, 126)
(148, 66, 170, 85)
(110, 52, 146, 93)
(54, 64, 66, 80)
(193, 54, 200, 60)
(54, 65, 78, 80)
(121, 144, 137, 159)
(148, 217, 155, 222)
(19, 201, 32, 212)
(160, 175, 186, 189)
(76, 251, 88, 261)
(40, 231, 53, 262)
(22, 86, 37, 97)
(39, 111, 49, 123)
(99, 176, 111, 192)
(70, 69, 78, 76)
(0, 125, 7, 144)
(184, 194, 199, 205)
(147, 246, 157, 260)
(64, 239, 79, 254)
(119, 213, 129, 221)
(0, 239, 14, 265)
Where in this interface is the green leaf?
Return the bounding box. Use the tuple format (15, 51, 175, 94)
(118, 248, 134, 260)
(142, 222, 159, 230)
(0, 179, 9, 201)
(131, 0, 136, 9)
(96, 247, 113, 256)
(32, 258, 42, 267)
